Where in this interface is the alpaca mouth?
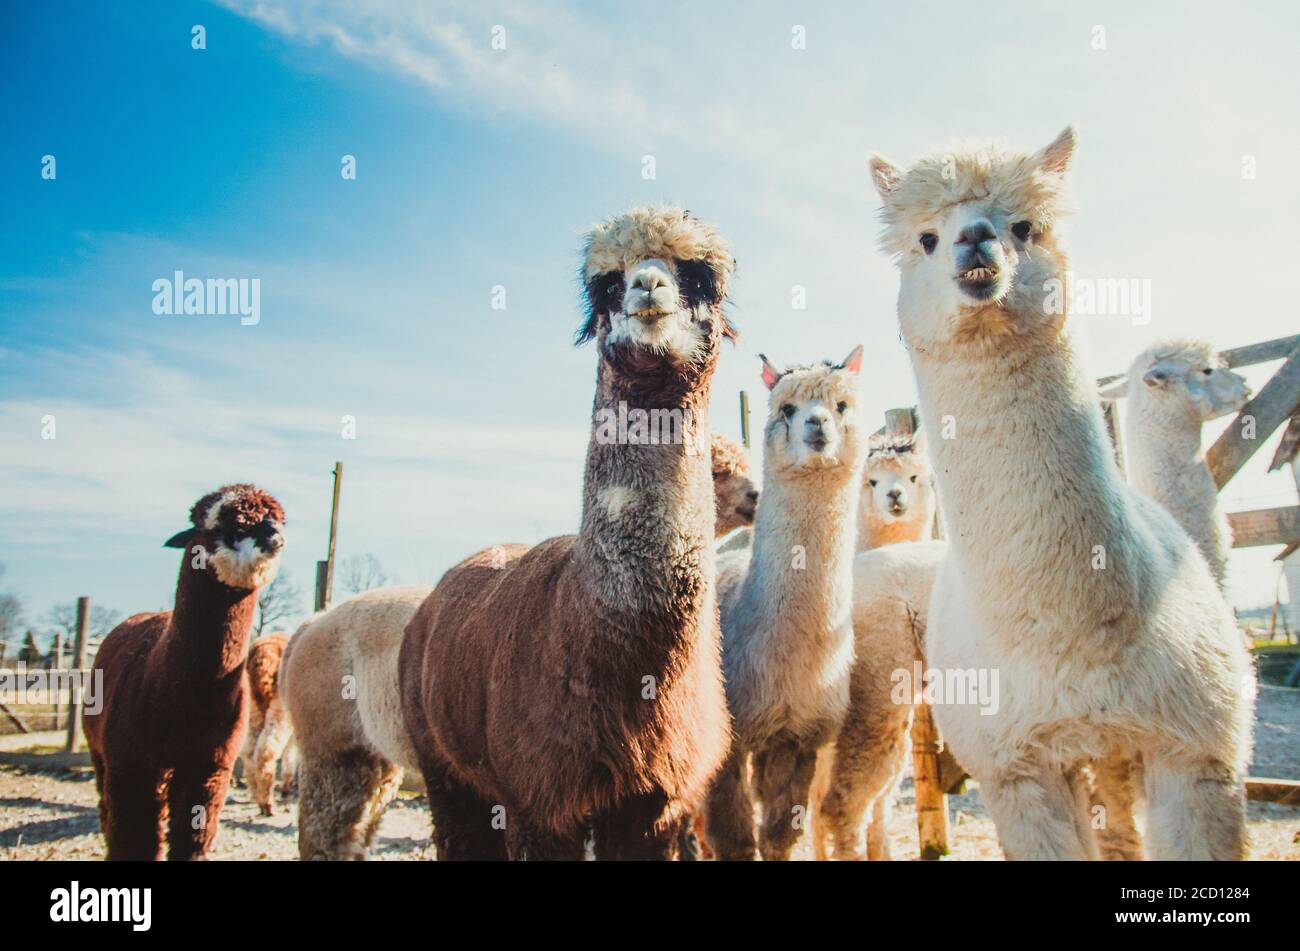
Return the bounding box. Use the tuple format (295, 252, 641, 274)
(957, 267, 1000, 298)
(805, 435, 829, 453)
(889, 503, 907, 516)
(735, 504, 756, 521)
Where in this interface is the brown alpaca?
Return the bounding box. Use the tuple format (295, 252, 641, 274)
(240, 632, 295, 816)
(84, 484, 285, 860)
(281, 430, 757, 861)
(399, 206, 735, 860)
(710, 433, 758, 538)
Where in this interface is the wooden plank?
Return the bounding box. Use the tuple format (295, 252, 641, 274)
(0, 701, 32, 734)
(1268, 414, 1300, 471)
(1207, 344, 1300, 489)
(910, 702, 951, 858)
(1246, 778, 1300, 806)
(1227, 506, 1300, 548)
(1220, 334, 1300, 370)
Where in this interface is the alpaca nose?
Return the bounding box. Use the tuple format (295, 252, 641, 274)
(887, 487, 904, 501)
(746, 490, 759, 502)
(631, 266, 669, 292)
(806, 409, 831, 430)
(956, 220, 997, 246)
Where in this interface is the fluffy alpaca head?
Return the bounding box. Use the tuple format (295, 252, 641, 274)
(870, 127, 1077, 358)
(862, 430, 934, 537)
(710, 432, 758, 537)
(164, 484, 286, 590)
(759, 346, 866, 478)
(577, 206, 736, 365)
(1117, 339, 1251, 422)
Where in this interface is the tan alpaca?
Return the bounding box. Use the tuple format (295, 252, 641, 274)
(809, 431, 942, 860)
(868, 127, 1254, 860)
(239, 632, 296, 816)
(711, 433, 759, 539)
(856, 431, 936, 550)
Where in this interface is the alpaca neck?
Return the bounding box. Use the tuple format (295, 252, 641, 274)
(1124, 401, 1216, 510)
(1124, 400, 1222, 574)
(911, 321, 1141, 629)
(741, 463, 860, 650)
(858, 507, 931, 551)
(576, 357, 715, 624)
(163, 558, 258, 684)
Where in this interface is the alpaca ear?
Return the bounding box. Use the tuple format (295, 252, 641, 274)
(164, 528, 200, 549)
(839, 344, 865, 374)
(869, 154, 904, 199)
(1037, 126, 1077, 174)
(1098, 377, 1128, 399)
(758, 354, 782, 391)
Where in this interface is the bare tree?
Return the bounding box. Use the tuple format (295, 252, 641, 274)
(256, 569, 303, 636)
(339, 553, 390, 595)
(0, 563, 23, 651)
(44, 602, 121, 660)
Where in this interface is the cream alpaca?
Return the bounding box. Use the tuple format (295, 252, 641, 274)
(869, 127, 1254, 860)
(857, 430, 935, 550)
(1103, 339, 1250, 590)
(702, 347, 866, 861)
(813, 541, 947, 859)
(280, 587, 430, 859)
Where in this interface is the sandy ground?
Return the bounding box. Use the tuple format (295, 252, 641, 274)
(2, 686, 1296, 861)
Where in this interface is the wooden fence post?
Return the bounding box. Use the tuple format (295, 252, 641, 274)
(65, 597, 89, 752)
(739, 390, 751, 449)
(886, 407, 951, 859)
(52, 632, 63, 731)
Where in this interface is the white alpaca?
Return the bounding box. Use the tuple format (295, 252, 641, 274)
(868, 127, 1254, 860)
(702, 348, 867, 860)
(1102, 340, 1250, 590)
(857, 431, 936, 551)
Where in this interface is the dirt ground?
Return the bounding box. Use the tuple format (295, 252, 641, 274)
(2, 686, 1296, 861)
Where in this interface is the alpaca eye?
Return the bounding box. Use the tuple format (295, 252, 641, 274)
(1202, 368, 1213, 376)
(836, 401, 848, 414)
(910, 475, 917, 483)
(781, 404, 796, 419)
(1011, 220, 1033, 242)
(869, 479, 878, 487)
(919, 233, 938, 254)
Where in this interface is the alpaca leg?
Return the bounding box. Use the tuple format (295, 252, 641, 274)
(820, 707, 910, 861)
(421, 757, 508, 861)
(702, 748, 757, 860)
(1143, 754, 1246, 861)
(808, 747, 832, 861)
(279, 741, 299, 799)
(753, 736, 819, 861)
(1065, 764, 1100, 860)
(166, 757, 234, 860)
(593, 792, 681, 860)
(978, 769, 1093, 860)
(100, 766, 166, 861)
(1090, 753, 1144, 860)
(359, 763, 404, 852)
(508, 819, 587, 861)
(250, 702, 293, 816)
(238, 706, 265, 791)
(866, 794, 892, 861)
(296, 746, 393, 860)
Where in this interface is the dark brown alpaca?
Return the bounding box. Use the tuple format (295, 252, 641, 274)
(84, 484, 285, 860)
(399, 206, 735, 860)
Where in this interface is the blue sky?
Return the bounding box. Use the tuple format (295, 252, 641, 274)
(2, 0, 1298, 636)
